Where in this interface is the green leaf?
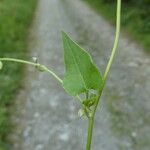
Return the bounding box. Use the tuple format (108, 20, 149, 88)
(62, 32, 103, 96)
(0, 61, 3, 70)
(82, 99, 95, 107)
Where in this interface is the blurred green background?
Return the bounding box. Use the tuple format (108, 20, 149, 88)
(85, 0, 150, 51)
(0, 0, 37, 149)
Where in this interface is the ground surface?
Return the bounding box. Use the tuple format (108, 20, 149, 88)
(9, 0, 150, 150)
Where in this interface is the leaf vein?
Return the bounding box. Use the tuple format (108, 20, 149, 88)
(67, 40, 88, 91)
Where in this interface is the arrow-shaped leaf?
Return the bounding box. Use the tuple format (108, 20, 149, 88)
(62, 32, 103, 96)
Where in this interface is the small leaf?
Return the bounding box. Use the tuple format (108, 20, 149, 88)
(62, 32, 103, 96)
(0, 61, 3, 70)
(82, 94, 97, 107)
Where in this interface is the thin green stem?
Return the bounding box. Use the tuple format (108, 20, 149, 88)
(0, 58, 86, 107)
(94, 0, 121, 116)
(0, 58, 62, 84)
(46, 68, 62, 83)
(0, 58, 38, 66)
(85, 0, 121, 150)
(86, 117, 94, 150)
(103, 0, 121, 82)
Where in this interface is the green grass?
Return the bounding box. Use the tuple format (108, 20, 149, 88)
(84, 0, 150, 51)
(0, 0, 37, 149)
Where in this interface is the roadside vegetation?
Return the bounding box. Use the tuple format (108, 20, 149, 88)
(0, 0, 37, 149)
(84, 0, 150, 51)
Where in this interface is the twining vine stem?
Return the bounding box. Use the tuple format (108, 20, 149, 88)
(86, 0, 121, 150)
(0, 58, 63, 83)
(0, 58, 86, 108)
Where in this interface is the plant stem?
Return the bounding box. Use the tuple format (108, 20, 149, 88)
(86, 117, 94, 150)
(85, 0, 121, 149)
(103, 0, 121, 82)
(0, 58, 62, 84)
(0, 58, 85, 107)
(0, 58, 38, 66)
(94, 0, 121, 116)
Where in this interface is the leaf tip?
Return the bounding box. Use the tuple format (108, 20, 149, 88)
(61, 30, 67, 37)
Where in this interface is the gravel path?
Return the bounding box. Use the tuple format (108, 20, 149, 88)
(10, 0, 150, 150)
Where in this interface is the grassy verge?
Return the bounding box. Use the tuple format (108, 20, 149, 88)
(83, 0, 150, 51)
(0, 0, 37, 149)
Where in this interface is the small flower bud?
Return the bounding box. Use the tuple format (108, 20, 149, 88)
(36, 64, 47, 72)
(32, 57, 38, 63)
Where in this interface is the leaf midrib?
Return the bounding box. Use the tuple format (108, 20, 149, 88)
(67, 40, 88, 91)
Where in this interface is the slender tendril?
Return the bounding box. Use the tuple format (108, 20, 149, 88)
(0, 58, 62, 84)
(86, 0, 121, 150)
(103, 0, 121, 82)
(94, 0, 121, 116)
(0, 58, 86, 109)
